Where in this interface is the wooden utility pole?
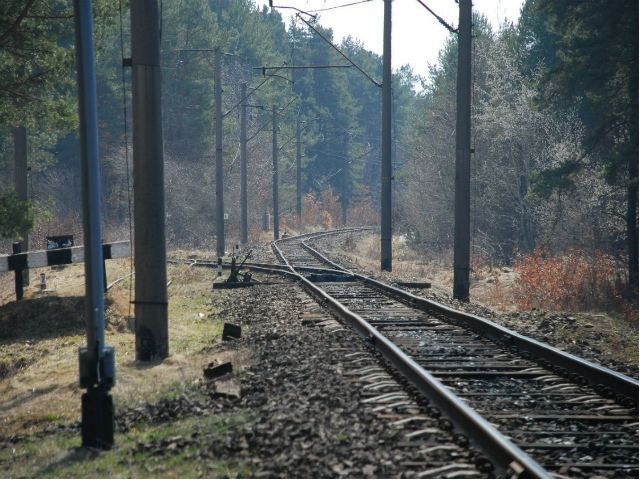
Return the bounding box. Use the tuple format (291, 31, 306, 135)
(131, 0, 169, 360)
(13, 127, 29, 285)
(240, 82, 248, 244)
(380, 0, 392, 271)
(272, 105, 279, 240)
(453, 0, 472, 301)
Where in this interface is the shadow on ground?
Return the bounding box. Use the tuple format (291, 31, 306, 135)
(34, 446, 101, 477)
(0, 296, 86, 342)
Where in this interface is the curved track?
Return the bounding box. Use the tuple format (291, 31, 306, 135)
(273, 229, 639, 479)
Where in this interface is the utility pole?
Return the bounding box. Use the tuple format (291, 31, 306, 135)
(240, 82, 248, 244)
(215, 47, 225, 257)
(380, 0, 392, 271)
(73, 0, 114, 448)
(131, 0, 169, 359)
(13, 127, 29, 285)
(296, 115, 302, 225)
(272, 105, 279, 240)
(453, 0, 472, 301)
(341, 131, 348, 226)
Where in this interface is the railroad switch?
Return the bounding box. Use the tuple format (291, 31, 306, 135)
(226, 249, 252, 284)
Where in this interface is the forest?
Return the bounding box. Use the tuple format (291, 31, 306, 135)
(0, 0, 637, 316)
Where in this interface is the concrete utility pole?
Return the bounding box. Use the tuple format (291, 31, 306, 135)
(240, 83, 248, 244)
(215, 47, 225, 257)
(380, 0, 393, 272)
(72, 0, 114, 448)
(131, 0, 169, 360)
(453, 0, 472, 301)
(340, 133, 348, 226)
(296, 115, 302, 225)
(13, 127, 29, 285)
(272, 105, 279, 240)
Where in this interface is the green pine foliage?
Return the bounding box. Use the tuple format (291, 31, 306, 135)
(521, 0, 638, 296)
(0, 191, 33, 240)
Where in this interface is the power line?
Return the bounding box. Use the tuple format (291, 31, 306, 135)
(222, 63, 288, 118)
(246, 96, 298, 142)
(307, 0, 373, 13)
(255, 64, 353, 71)
(268, 1, 316, 18)
(295, 13, 382, 88)
(277, 120, 315, 152)
(415, 0, 457, 33)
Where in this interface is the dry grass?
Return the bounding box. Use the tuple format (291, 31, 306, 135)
(339, 234, 454, 297)
(337, 233, 523, 308)
(0, 256, 224, 438)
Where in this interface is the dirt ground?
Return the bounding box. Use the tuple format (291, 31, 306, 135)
(0, 244, 488, 478)
(0, 258, 223, 438)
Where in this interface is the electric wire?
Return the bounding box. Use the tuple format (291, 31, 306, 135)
(246, 96, 299, 142)
(269, 3, 316, 18)
(222, 63, 288, 118)
(415, 0, 457, 33)
(295, 13, 382, 88)
(307, 0, 373, 13)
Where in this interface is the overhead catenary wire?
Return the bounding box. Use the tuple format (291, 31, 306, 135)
(269, 1, 317, 18)
(222, 63, 288, 118)
(276, 120, 315, 152)
(295, 13, 382, 88)
(415, 0, 458, 33)
(246, 95, 299, 143)
(255, 64, 353, 70)
(307, 0, 373, 13)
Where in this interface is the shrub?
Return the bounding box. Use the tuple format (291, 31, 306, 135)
(513, 247, 632, 315)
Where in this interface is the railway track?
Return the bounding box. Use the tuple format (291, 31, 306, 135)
(272, 229, 639, 479)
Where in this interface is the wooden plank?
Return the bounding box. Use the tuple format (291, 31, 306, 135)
(0, 241, 130, 272)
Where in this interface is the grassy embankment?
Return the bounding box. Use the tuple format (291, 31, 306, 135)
(0, 254, 253, 477)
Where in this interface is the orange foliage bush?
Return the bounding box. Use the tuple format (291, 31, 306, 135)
(301, 187, 342, 228)
(513, 248, 632, 315)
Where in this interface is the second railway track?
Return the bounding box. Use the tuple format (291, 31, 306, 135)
(272, 228, 638, 479)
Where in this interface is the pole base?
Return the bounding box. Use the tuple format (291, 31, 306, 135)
(81, 388, 114, 449)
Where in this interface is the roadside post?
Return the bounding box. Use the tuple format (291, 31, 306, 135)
(72, 0, 115, 448)
(12, 243, 23, 301)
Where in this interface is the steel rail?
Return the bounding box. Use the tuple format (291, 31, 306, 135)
(271, 226, 376, 270)
(299, 236, 639, 403)
(272, 232, 550, 478)
(167, 258, 350, 276)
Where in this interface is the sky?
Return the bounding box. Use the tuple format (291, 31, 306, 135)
(254, 0, 524, 80)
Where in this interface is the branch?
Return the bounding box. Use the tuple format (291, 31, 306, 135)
(0, 0, 38, 47)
